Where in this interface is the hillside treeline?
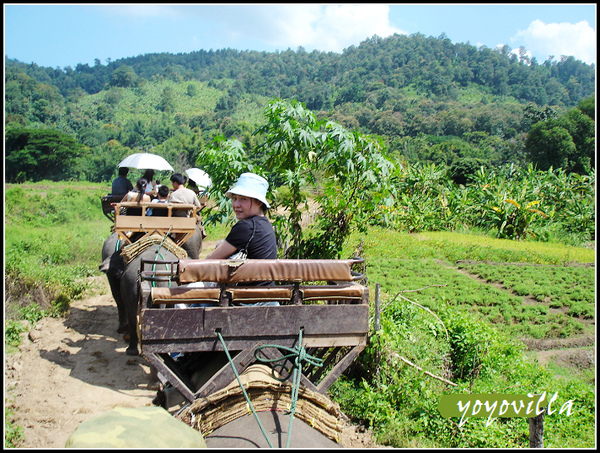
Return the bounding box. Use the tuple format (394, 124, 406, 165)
(4, 32, 596, 184)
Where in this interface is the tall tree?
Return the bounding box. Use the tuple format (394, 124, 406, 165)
(525, 99, 595, 174)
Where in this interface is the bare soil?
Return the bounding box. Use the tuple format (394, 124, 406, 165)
(4, 274, 380, 448)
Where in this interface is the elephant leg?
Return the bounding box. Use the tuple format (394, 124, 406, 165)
(101, 233, 127, 334)
(119, 279, 139, 356)
(124, 307, 139, 356)
(106, 272, 128, 334)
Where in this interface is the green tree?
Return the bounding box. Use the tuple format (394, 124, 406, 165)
(195, 136, 255, 224)
(577, 94, 595, 119)
(257, 99, 398, 258)
(109, 65, 139, 88)
(158, 86, 176, 113)
(449, 157, 490, 186)
(198, 99, 398, 259)
(525, 103, 595, 174)
(5, 127, 87, 182)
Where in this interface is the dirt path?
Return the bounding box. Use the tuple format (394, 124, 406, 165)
(5, 276, 159, 448)
(5, 274, 379, 448)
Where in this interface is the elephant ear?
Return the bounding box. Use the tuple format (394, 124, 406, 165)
(108, 253, 125, 280)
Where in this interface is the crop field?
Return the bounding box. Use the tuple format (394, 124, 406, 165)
(343, 227, 595, 344)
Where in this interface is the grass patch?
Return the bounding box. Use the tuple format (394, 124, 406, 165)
(344, 228, 595, 265)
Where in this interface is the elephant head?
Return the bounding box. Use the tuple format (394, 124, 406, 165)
(180, 224, 204, 259)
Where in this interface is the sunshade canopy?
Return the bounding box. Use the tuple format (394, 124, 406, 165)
(185, 168, 212, 189)
(118, 153, 174, 171)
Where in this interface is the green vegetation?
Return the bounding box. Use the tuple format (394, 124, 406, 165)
(4, 183, 595, 448)
(199, 99, 397, 258)
(4, 33, 595, 186)
(333, 228, 594, 448)
(3, 34, 595, 447)
(5, 403, 24, 448)
(4, 182, 112, 329)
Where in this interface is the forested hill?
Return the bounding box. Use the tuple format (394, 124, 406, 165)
(4, 33, 596, 183)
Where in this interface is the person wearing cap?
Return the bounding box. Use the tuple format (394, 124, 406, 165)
(169, 172, 202, 217)
(206, 173, 277, 270)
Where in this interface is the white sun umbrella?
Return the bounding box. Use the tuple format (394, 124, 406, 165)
(185, 168, 212, 190)
(118, 153, 174, 171)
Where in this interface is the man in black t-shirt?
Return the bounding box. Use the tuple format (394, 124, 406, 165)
(111, 167, 133, 195)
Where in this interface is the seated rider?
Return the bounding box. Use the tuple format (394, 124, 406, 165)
(206, 172, 277, 287)
(148, 184, 170, 216)
(111, 167, 133, 196)
(171, 173, 277, 361)
(121, 178, 151, 216)
(168, 172, 202, 217)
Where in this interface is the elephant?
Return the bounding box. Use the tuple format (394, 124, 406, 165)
(100, 226, 203, 356)
(180, 224, 205, 260)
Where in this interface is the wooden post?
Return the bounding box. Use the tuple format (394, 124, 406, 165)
(374, 283, 381, 332)
(528, 407, 545, 448)
(374, 283, 381, 380)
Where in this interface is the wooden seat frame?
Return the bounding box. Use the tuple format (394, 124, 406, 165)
(137, 258, 370, 404)
(113, 202, 197, 246)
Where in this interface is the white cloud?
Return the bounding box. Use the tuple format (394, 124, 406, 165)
(512, 19, 596, 64)
(95, 4, 407, 53)
(273, 4, 407, 52)
(180, 4, 405, 53)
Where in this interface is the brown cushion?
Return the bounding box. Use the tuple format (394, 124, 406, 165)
(178, 259, 356, 284)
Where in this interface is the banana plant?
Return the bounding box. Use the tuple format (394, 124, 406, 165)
(496, 198, 548, 240)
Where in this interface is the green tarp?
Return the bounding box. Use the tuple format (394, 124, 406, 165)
(65, 406, 206, 448)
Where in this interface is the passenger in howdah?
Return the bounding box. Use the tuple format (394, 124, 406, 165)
(141, 169, 158, 197)
(147, 184, 170, 216)
(120, 178, 151, 204)
(205, 172, 277, 269)
(111, 166, 133, 196)
(168, 172, 202, 217)
(171, 173, 278, 361)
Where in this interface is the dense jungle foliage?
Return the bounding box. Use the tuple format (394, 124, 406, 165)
(4, 33, 595, 185)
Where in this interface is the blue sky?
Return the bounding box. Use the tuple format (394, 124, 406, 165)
(4, 4, 596, 69)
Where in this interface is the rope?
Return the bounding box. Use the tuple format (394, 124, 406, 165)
(216, 331, 274, 448)
(151, 229, 173, 288)
(254, 329, 324, 448)
(215, 330, 324, 448)
(120, 233, 186, 264)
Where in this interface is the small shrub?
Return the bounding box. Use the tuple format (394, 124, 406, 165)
(5, 321, 28, 348)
